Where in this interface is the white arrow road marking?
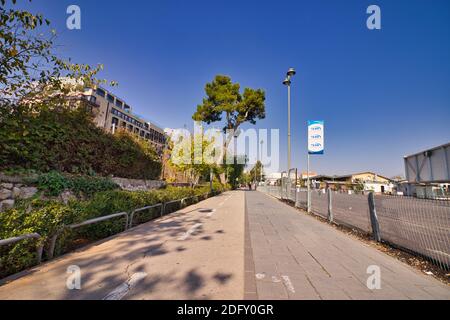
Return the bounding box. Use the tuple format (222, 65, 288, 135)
(177, 223, 202, 241)
(103, 272, 147, 300)
(272, 276, 281, 283)
(281, 275, 296, 293)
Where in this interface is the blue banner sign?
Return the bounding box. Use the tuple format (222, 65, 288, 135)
(308, 120, 324, 155)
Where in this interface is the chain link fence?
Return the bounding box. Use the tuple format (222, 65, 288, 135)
(257, 185, 450, 271)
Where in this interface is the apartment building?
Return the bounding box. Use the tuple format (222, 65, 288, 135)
(82, 86, 167, 154)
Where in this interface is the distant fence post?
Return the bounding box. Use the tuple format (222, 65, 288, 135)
(368, 192, 381, 242)
(327, 189, 333, 223)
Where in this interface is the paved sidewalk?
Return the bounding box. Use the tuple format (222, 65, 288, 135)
(245, 191, 450, 300)
(0, 191, 245, 300)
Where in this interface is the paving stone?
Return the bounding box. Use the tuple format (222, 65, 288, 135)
(0, 188, 12, 200)
(1, 199, 15, 211)
(19, 187, 38, 199)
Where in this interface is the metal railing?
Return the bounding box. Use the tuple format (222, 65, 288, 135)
(3, 191, 219, 266)
(129, 204, 163, 228)
(0, 233, 43, 264)
(258, 185, 450, 271)
(48, 211, 129, 259)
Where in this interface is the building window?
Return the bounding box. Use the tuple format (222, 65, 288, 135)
(115, 99, 123, 108)
(96, 88, 106, 97)
(107, 94, 114, 103)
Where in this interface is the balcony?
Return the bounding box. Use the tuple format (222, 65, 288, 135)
(81, 95, 100, 109)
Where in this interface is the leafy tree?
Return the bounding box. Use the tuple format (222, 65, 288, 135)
(225, 155, 247, 189)
(353, 179, 365, 193)
(0, 0, 115, 104)
(192, 75, 265, 145)
(167, 133, 219, 187)
(0, 106, 161, 179)
(249, 161, 264, 182)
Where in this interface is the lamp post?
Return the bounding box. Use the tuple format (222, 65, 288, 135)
(260, 140, 264, 183)
(283, 68, 296, 172)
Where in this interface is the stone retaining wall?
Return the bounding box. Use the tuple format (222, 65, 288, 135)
(0, 173, 166, 212)
(111, 177, 166, 191)
(0, 183, 38, 212)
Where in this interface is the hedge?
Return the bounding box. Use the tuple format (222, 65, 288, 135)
(35, 171, 119, 197)
(0, 184, 226, 278)
(0, 104, 161, 180)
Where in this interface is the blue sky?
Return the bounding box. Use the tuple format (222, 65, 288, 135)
(19, 0, 450, 177)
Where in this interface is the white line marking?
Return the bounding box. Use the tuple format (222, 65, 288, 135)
(103, 272, 147, 300)
(218, 196, 232, 207)
(255, 273, 266, 280)
(281, 275, 296, 293)
(177, 223, 202, 241)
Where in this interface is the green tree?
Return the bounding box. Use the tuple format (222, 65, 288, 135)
(0, 0, 115, 104)
(249, 161, 264, 182)
(225, 155, 247, 189)
(167, 133, 219, 187)
(192, 75, 265, 144)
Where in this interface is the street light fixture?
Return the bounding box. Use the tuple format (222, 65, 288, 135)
(283, 67, 296, 172)
(287, 68, 296, 77)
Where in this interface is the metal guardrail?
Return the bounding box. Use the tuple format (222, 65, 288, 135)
(129, 204, 163, 228)
(0, 233, 43, 264)
(2, 191, 218, 267)
(44, 191, 216, 260)
(48, 211, 129, 259)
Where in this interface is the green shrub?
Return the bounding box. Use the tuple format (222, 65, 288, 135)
(35, 171, 119, 197)
(0, 200, 80, 278)
(0, 104, 162, 179)
(36, 171, 70, 196)
(0, 186, 222, 278)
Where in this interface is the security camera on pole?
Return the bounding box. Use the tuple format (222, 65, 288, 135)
(307, 121, 324, 213)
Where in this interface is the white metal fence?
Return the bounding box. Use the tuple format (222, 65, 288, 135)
(258, 185, 450, 271)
